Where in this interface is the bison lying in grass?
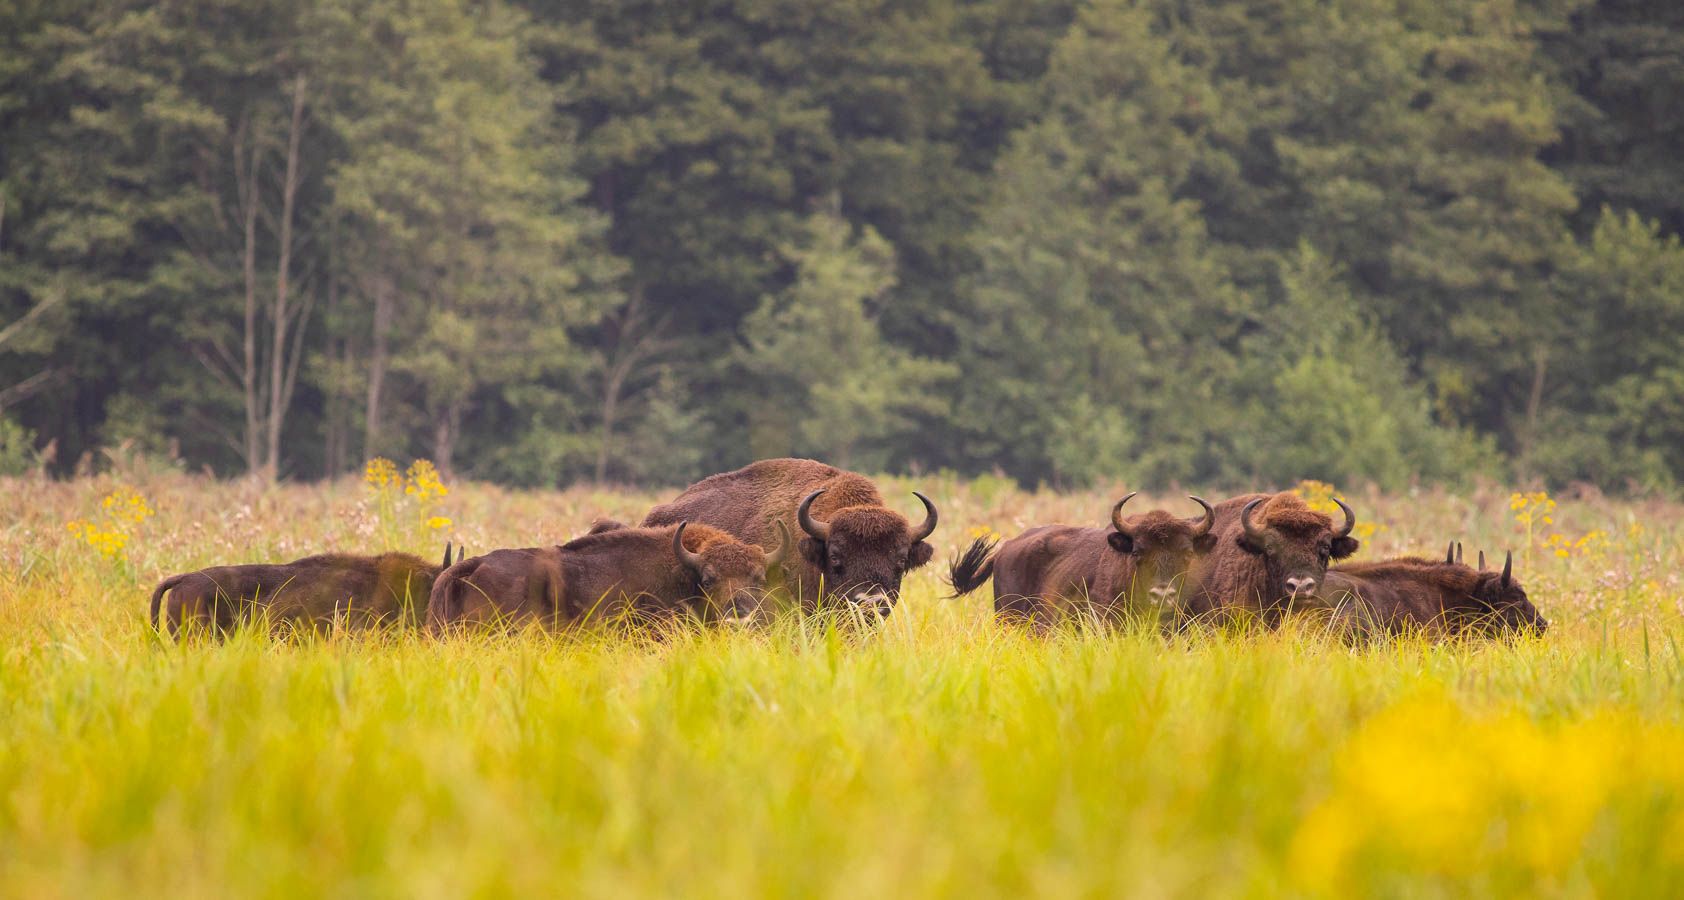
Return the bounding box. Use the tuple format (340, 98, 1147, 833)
(947, 494, 1217, 630)
(150, 544, 460, 638)
(1319, 548, 1547, 638)
(642, 458, 937, 615)
(426, 521, 790, 632)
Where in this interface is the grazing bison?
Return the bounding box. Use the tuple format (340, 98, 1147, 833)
(427, 521, 790, 632)
(149, 544, 460, 637)
(641, 458, 938, 614)
(947, 493, 1218, 629)
(1319, 549, 1546, 638)
(1186, 492, 1360, 624)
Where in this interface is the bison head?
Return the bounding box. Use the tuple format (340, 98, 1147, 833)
(674, 521, 791, 625)
(1467, 550, 1547, 635)
(796, 488, 938, 614)
(1236, 493, 1360, 605)
(1107, 493, 1217, 610)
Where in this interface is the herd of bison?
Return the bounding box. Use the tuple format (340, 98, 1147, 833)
(149, 458, 1548, 641)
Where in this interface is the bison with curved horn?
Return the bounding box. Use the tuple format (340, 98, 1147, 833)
(1319, 548, 1547, 639)
(1186, 491, 1361, 624)
(948, 493, 1218, 630)
(641, 458, 938, 615)
(428, 521, 790, 632)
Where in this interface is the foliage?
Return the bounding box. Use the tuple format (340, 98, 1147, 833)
(2, 0, 1682, 492)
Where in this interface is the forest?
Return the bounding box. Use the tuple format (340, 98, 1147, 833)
(2, 0, 1682, 491)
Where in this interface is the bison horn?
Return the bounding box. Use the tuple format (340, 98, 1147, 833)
(765, 520, 792, 569)
(1456, 542, 1463, 565)
(673, 522, 704, 574)
(909, 491, 938, 543)
(797, 490, 832, 541)
(1241, 498, 1268, 543)
(1478, 550, 1487, 571)
(1444, 541, 1456, 565)
(1500, 551, 1512, 588)
(444, 542, 453, 569)
(1110, 492, 1139, 534)
(1333, 497, 1356, 538)
(1186, 496, 1215, 537)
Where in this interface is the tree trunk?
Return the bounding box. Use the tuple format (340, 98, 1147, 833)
(433, 399, 464, 481)
(1519, 344, 1549, 479)
(264, 74, 308, 481)
(363, 275, 394, 463)
(235, 115, 262, 474)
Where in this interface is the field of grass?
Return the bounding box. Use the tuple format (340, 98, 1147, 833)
(4, 463, 1684, 897)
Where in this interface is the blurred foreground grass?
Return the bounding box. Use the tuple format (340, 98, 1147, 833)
(3, 469, 1683, 897)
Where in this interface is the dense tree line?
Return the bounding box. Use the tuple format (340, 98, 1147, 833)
(2, 0, 1681, 491)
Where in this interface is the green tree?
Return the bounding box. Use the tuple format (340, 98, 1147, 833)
(736, 208, 952, 469)
(958, 0, 1246, 486)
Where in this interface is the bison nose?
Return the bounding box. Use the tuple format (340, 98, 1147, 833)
(1147, 585, 1177, 605)
(1285, 576, 1318, 599)
(847, 589, 893, 615)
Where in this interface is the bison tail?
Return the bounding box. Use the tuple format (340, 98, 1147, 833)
(946, 537, 998, 598)
(148, 574, 189, 632)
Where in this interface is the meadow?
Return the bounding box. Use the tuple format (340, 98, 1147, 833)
(3, 461, 1683, 897)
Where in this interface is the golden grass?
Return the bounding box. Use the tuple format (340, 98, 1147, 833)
(2, 468, 1682, 897)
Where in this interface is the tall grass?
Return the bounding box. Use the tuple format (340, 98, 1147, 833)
(2, 471, 1682, 896)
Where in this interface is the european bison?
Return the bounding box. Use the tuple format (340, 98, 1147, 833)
(149, 543, 460, 637)
(1186, 492, 1360, 624)
(641, 458, 937, 614)
(1319, 549, 1547, 638)
(947, 493, 1217, 629)
(426, 521, 790, 632)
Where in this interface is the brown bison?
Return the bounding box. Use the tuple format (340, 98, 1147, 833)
(1319, 548, 1546, 638)
(947, 493, 1217, 629)
(641, 458, 938, 614)
(149, 543, 461, 637)
(426, 521, 790, 632)
(1186, 492, 1360, 623)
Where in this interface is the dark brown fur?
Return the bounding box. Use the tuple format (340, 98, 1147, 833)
(641, 458, 936, 613)
(948, 505, 1216, 630)
(149, 552, 444, 638)
(1186, 492, 1361, 624)
(426, 522, 780, 632)
(1319, 555, 1546, 638)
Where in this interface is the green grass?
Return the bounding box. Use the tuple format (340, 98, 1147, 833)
(3, 471, 1683, 897)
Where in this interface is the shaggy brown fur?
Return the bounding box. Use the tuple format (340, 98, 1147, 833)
(947, 499, 1217, 630)
(1186, 492, 1361, 624)
(149, 549, 448, 638)
(641, 458, 937, 613)
(1319, 554, 1546, 638)
(427, 522, 785, 632)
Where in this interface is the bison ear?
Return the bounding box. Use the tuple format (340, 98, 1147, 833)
(1331, 536, 1360, 560)
(1192, 532, 1219, 554)
(1106, 531, 1135, 553)
(1235, 533, 1265, 555)
(798, 536, 826, 568)
(906, 540, 935, 570)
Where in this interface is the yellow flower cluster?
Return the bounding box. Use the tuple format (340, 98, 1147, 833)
(967, 524, 1001, 542)
(66, 519, 129, 559)
(363, 457, 453, 540)
(1545, 529, 1608, 559)
(101, 487, 155, 525)
(65, 487, 155, 561)
(1292, 480, 1378, 541)
(1510, 491, 1556, 528)
(1291, 693, 1684, 891)
(363, 457, 401, 489)
(404, 459, 449, 501)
